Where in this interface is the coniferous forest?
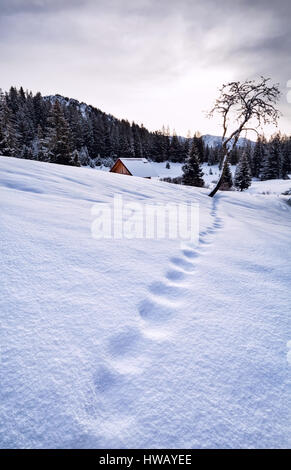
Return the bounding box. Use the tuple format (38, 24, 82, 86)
(0, 86, 290, 182)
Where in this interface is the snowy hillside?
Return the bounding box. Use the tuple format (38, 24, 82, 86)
(1, 156, 290, 449)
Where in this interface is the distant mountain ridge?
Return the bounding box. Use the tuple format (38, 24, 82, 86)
(202, 134, 254, 148)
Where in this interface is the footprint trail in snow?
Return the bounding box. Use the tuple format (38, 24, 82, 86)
(91, 196, 224, 435)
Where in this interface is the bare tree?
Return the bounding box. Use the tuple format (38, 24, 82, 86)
(208, 77, 281, 197)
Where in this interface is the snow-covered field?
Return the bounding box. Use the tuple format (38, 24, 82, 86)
(99, 161, 233, 186)
(153, 161, 239, 187)
(0, 156, 290, 449)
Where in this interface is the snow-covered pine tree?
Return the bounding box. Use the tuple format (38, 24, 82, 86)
(45, 101, 76, 166)
(0, 98, 19, 157)
(230, 146, 239, 165)
(182, 142, 204, 187)
(182, 133, 191, 161)
(132, 123, 143, 159)
(192, 132, 204, 162)
(169, 131, 182, 162)
(220, 162, 233, 190)
(70, 149, 81, 167)
(261, 133, 282, 180)
(151, 130, 165, 162)
(21, 145, 34, 160)
(234, 151, 252, 191)
(244, 141, 253, 168)
(280, 136, 290, 179)
(78, 146, 90, 166)
(252, 136, 265, 178)
(204, 144, 210, 165)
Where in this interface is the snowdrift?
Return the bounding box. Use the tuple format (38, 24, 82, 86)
(0, 156, 290, 449)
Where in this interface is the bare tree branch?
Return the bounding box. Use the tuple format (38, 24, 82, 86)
(208, 77, 281, 197)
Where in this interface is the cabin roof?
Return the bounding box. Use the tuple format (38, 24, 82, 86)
(117, 158, 158, 177)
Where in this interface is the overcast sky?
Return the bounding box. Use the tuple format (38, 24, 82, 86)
(1, 0, 290, 137)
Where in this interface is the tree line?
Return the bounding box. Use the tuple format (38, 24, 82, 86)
(0, 87, 190, 167)
(179, 132, 291, 192)
(0, 87, 290, 187)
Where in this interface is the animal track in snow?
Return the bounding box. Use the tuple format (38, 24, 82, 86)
(107, 328, 142, 358)
(93, 365, 120, 393)
(148, 281, 188, 301)
(199, 237, 212, 245)
(91, 197, 224, 426)
(165, 269, 186, 282)
(170, 257, 196, 272)
(138, 298, 176, 323)
(182, 249, 198, 259)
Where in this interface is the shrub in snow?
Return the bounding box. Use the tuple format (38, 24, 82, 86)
(282, 188, 291, 195)
(161, 176, 182, 185)
(88, 158, 96, 168)
(94, 154, 103, 167)
(102, 157, 115, 168)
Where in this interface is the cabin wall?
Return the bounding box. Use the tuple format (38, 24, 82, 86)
(111, 160, 131, 175)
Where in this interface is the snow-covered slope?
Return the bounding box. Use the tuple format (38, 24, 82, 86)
(0, 156, 290, 449)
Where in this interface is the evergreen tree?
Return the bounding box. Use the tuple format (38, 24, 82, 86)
(169, 131, 182, 162)
(252, 136, 265, 178)
(220, 162, 233, 190)
(182, 142, 204, 187)
(70, 149, 81, 167)
(244, 141, 253, 168)
(33, 125, 49, 161)
(234, 152, 252, 191)
(281, 137, 291, 178)
(204, 144, 210, 164)
(132, 123, 143, 159)
(83, 119, 96, 157)
(151, 131, 165, 162)
(229, 146, 239, 165)
(78, 146, 90, 166)
(192, 132, 204, 162)
(21, 144, 34, 160)
(182, 133, 191, 161)
(45, 101, 75, 166)
(261, 133, 281, 180)
(0, 99, 19, 157)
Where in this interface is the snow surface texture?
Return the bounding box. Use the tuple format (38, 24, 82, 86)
(0, 156, 290, 449)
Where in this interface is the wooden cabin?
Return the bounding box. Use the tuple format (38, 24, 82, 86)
(110, 158, 158, 179)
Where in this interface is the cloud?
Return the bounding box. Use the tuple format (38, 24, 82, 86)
(0, 0, 290, 136)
